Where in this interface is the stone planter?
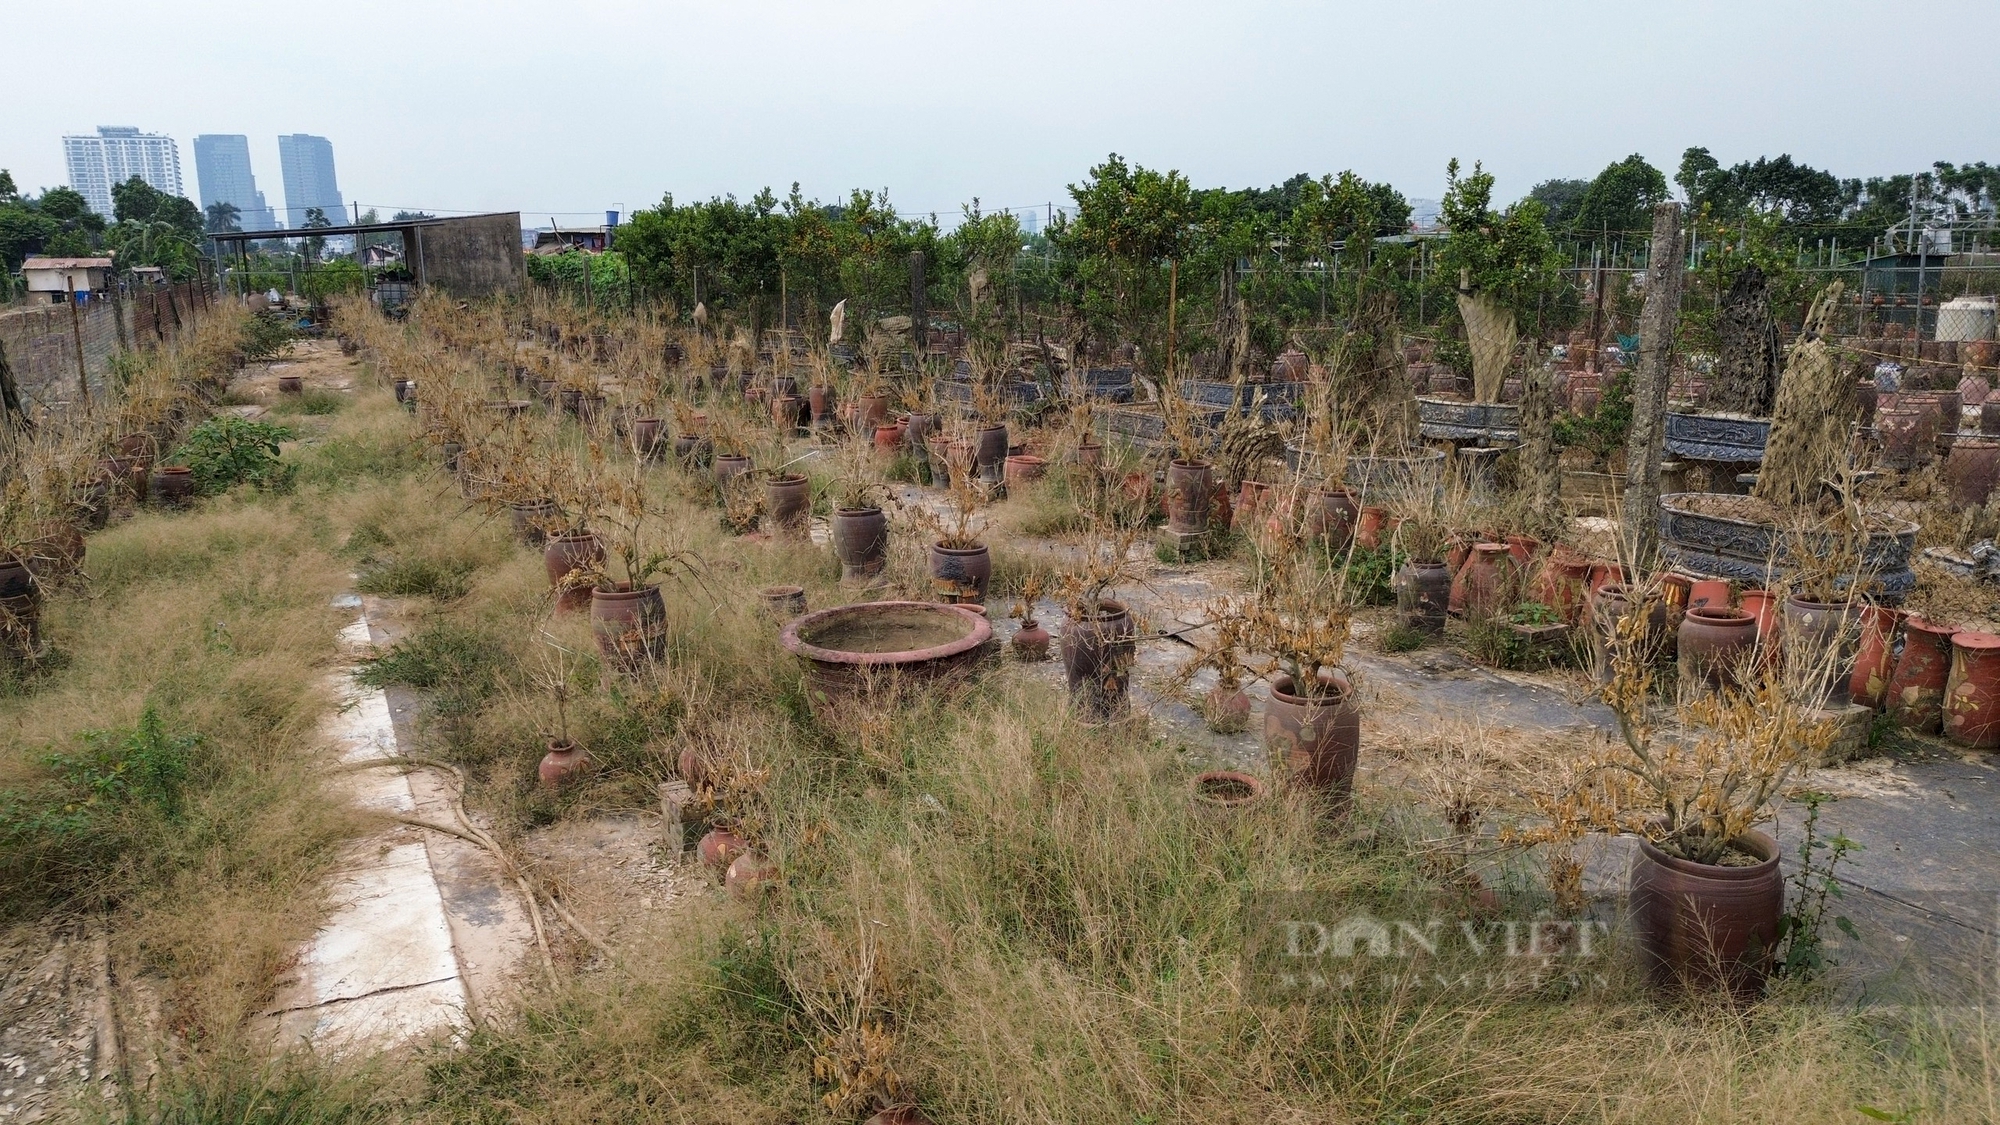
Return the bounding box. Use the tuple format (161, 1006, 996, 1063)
(1657, 493, 1919, 603)
(1663, 411, 1771, 464)
(780, 601, 991, 703)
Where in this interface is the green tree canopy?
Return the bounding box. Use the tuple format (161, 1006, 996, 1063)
(1571, 154, 1670, 236)
(1527, 178, 1589, 229)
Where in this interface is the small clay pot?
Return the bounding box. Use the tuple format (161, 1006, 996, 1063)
(928, 541, 991, 604)
(1888, 615, 1957, 733)
(537, 739, 591, 789)
(277, 374, 303, 394)
(150, 465, 196, 506)
(1003, 454, 1048, 489)
(831, 506, 889, 585)
(1265, 672, 1360, 808)
(1011, 618, 1052, 661)
(1850, 604, 1903, 710)
(1202, 683, 1253, 733)
(1395, 560, 1452, 635)
(764, 473, 811, 536)
(759, 584, 808, 620)
(1189, 769, 1265, 816)
(508, 500, 558, 547)
(1944, 630, 2000, 749)
(698, 827, 747, 870)
(725, 851, 779, 899)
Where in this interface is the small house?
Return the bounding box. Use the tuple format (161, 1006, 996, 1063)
(360, 244, 403, 267)
(531, 226, 611, 255)
(21, 257, 114, 303)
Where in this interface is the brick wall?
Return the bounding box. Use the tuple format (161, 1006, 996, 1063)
(0, 280, 213, 418)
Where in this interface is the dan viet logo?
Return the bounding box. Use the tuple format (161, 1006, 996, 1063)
(1246, 908, 1614, 1000)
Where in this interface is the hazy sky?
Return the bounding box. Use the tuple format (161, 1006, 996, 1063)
(6, 0, 1995, 226)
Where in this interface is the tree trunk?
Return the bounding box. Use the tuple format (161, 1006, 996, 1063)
(1518, 352, 1562, 537)
(1621, 203, 1686, 569)
(1712, 264, 1780, 416)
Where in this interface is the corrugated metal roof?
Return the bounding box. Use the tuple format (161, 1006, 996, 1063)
(21, 257, 115, 269)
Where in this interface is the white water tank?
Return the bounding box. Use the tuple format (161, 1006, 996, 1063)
(1937, 297, 1998, 342)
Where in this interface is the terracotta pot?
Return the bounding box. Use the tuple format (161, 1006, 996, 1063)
(1264, 672, 1360, 807)
(1271, 348, 1308, 381)
(1687, 579, 1731, 613)
(1587, 561, 1626, 596)
(1202, 684, 1253, 734)
(277, 374, 303, 394)
(543, 531, 604, 613)
(1946, 439, 2000, 508)
(928, 541, 991, 603)
(770, 373, 798, 399)
(1234, 480, 1273, 530)
(1888, 615, 1957, 733)
(1782, 596, 1859, 708)
(1068, 441, 1103, 470)
(631, 417, 662, 459)
(1739, 588, 1780, 647)
(1011, 618, 1052, 661)
(857, 394, 892, 431)
(674, 433, 713, 467)
(1876, 407, 1932, 468)
(591, 583, 669, 672)
(1504, 534, 1541, 568)
(1982, 401, 2000, 436)
(1450, 543, 1512, 619)
(0, 557, 31, 599)
(725, 851, 779, 899)
(1003, 454, 1048, 489)
(1062, 599, 1134, 720)
(150, 465, 196, 506)
(698, 827, 747, 870)
(759, 584, 807, 621)
(772, 393, 807, 431)
(1355, 506, 1389, 551)
(1394, 560, 1451, 635)
(903, 411, 937, 451)
(1850, 604, 1904, 710)
(764, 473, 811, 536)
(974, 424, 1009, 483)
(1120, 470, 1155, 514)
(538, 739, 592, 789)
(1629, 830, 1782, 998)
(808, 384, 833, 423)
(831, 506, 889, 584)
(508, 500, 558, 547)
(1590, 583, 1670, 675)
(1944, 631, 2000, 748)
(1305, 487, 1358, 546)
(1164, 459, 1214, 534)
(1531, 550, 1594, 623)
(873, 423, 906, 453)
(714, 453, 752, 495)
(1189, 769, 1265, 815)
(1678, 607, 1757, 687)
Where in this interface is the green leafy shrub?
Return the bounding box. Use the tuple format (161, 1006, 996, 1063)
(240, 310, 297, 361)
(172, 416, 296, 495)
(0, 706, 200, 909)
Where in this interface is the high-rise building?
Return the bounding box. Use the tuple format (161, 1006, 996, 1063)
(192, 134, 279, 232)
(277, 134, 345, 229)
(62, 126, 183, 217)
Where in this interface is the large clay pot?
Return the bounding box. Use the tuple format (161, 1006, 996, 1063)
(1686, 579, 1731, 613)
(974, 424, 1009, 483)
(808, 384, 833, 424)
(1305, 487, 1358, 546)
(1590, 583, 1669, 676)
(1678, 607, 1757, 687)
(1394, 560, 1452, 635)
(1782, 596, 1859, 708)
(713, 453, 752, 494)
(1003, 454, 1048, 490)
(1062, 599, 1134, 720)
(1850, 604, 1904, 710)
(1629, 830, 1782, 998)
(1234, 480, 1273, 530)
(0, 557, 31, 599)
(1531, 549, 1594, 623)
(928, 541, 991, 603)
(1355, 506, 1389, 551)
(1164, 459, 1214, 535)
(1944, 631, 2000, 749)
(1876, 407, 1931, 469)
(151, 465, 196, 506)
(1450, 542, 1512, 619)
(857, 394, 892, 432)
(772, 394, 807, 432)
(631, 417, 662, 459)
(1069, 441, 1103, 470)
(698, 827, 747, 870)
(1264, 672, 1360, 808)
(508, 500, 558, 547)
(903, 411, 937, 451)
(544, 531, 605, 613)
(591, 583, 669, 672)
(1946, 438, 2000, 509)
(1887, 615, 1957, 733)
(764, 474, 811, 536)
(1739, 588, 1780, 648)
(538, 739, 592, 789)
(831, 506, 889, 585)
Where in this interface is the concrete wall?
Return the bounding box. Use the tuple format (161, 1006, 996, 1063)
(414, 213, 526, 301)
(0, 280, 212, 417)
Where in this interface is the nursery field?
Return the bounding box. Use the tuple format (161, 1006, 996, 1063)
(0, 285, 1995, 1125)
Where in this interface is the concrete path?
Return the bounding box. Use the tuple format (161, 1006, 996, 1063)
(262, 595, 533, 1053)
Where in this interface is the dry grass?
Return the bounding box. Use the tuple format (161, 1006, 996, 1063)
(77, 299, 2000, 1125)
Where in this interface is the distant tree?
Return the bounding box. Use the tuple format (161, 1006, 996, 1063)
(0, 169, 18, 206)
(1679, 147, 1846, 226)
(37, 187, 102, 231)
(205, 200, 241, 233)
(1527, 178, 1589, 230)
(1571, 154, 1670, 237)
(0, 208, 58, 271)
(111, 176, 167, 224)
(391, 210, 434, 221)
(303, 207, 332, 264)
